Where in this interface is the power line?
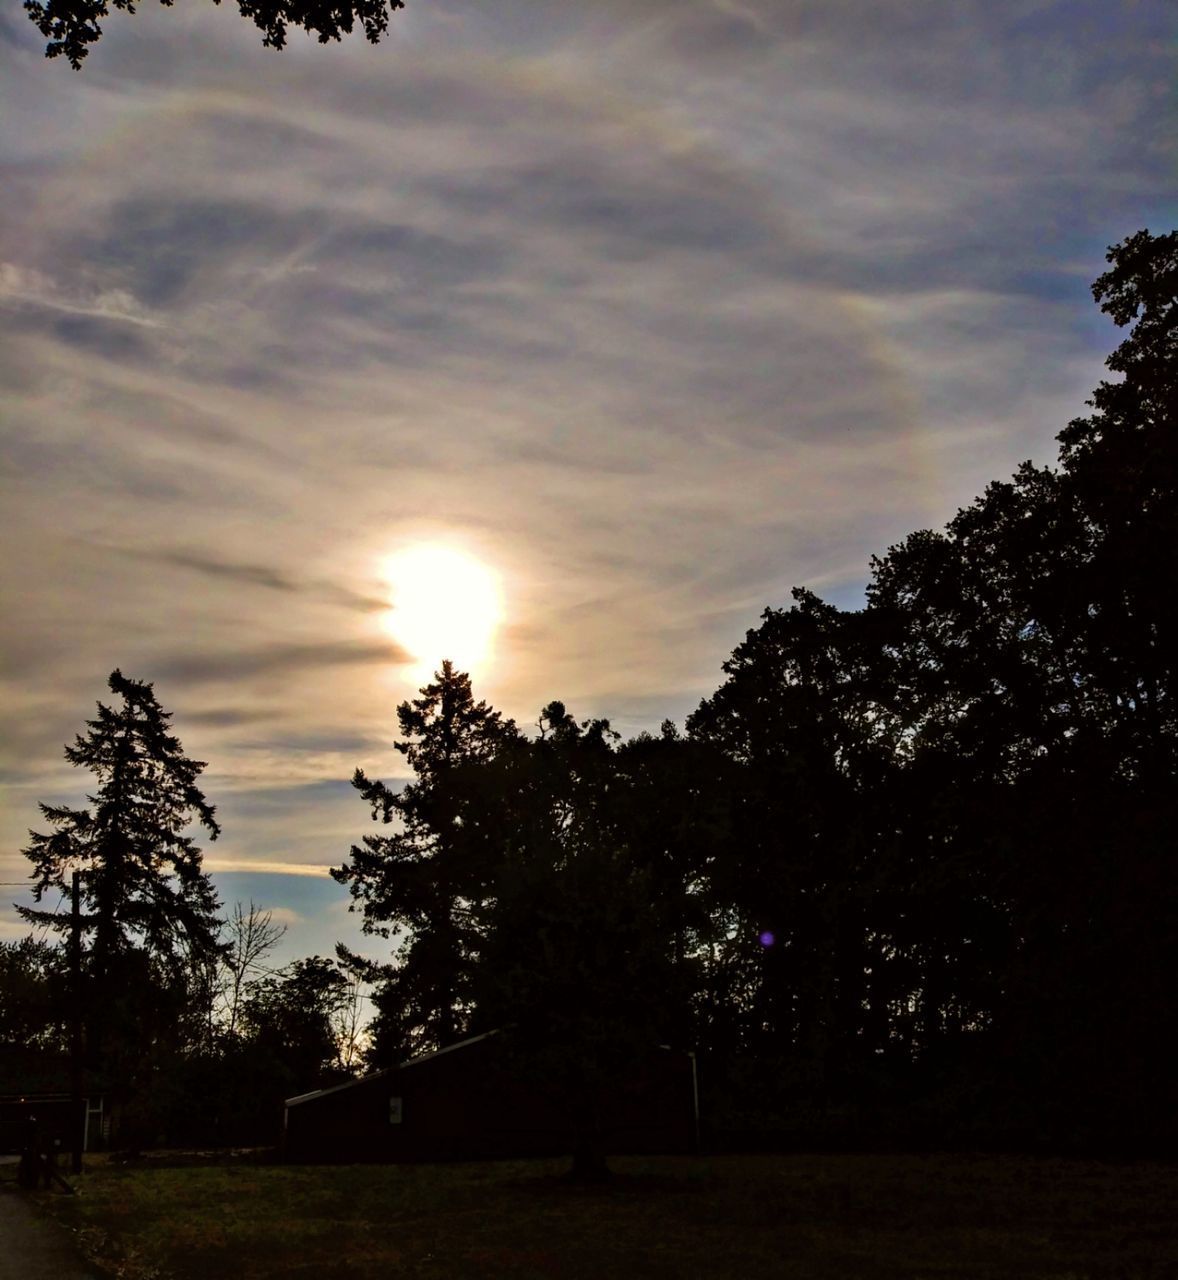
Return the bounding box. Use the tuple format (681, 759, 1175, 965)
(32, 892, 67, 942)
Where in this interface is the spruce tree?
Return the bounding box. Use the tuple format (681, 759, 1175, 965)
(333, 661, 519, 1058)
(20, 670, 223, 1068)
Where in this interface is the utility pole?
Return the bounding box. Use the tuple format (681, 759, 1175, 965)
(69, 869, 83, 1175)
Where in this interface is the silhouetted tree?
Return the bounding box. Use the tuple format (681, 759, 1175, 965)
(154, 952, 355, 1147)
(239, 955, 350, 1090)
(20, 671, 224, 1082)
(26, 0, 405, 68)
(330, 964, 368, 1072)
(478, 702, 678, 1180)
(687, 593, 904, 1105)
(858, 228, 1178, 1142)
(1006, 228, 1177, 1138)
(0, 936, 67, 1052)
(866, 469, 1082, 1073)
(217, 899, 287, 1038)
(1058, 228, 1177, 773)
(614, 721, 731, 1052)
(675, 229, 1176, 1147)
(332, 661, 520, 1059)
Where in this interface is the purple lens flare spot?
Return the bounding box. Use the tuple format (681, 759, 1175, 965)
(758, 930, 775, 947)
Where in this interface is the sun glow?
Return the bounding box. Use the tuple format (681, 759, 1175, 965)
(380, 544, 504, 679)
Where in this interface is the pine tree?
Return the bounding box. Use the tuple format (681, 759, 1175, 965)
(332, 661, 519, 1058)
(20, 670, 224, 1066)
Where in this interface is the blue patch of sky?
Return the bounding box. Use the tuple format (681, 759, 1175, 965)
(209, 870, 385, 969)
(218, 777, 363, 818)
(1006, 0, 1175, 44)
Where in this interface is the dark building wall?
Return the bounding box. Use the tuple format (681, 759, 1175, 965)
(285, 1035, 697, 1163)
(0, 1052, 105, 1154)
(0, 1098, 82, 1155)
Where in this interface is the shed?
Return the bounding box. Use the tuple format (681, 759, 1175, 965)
(0, 1049, 107, 1154)
(284, 1031, 698, 1162)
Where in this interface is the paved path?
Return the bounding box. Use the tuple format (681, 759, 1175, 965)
(0, 1185, 100, 1280)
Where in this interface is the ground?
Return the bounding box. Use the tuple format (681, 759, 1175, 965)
(6, 1151, 1177, 1278)
(0, 1158, 100, 1280)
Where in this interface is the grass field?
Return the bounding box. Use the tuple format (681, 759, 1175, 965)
(22, 1150, 1178, 1278)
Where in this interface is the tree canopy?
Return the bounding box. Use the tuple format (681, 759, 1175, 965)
(25, 0, 405, 68)
(333, 228, 1178, 1154)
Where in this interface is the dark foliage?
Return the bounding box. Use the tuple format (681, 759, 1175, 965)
(339, 229, 1177, 1155)
(25, 0, 405, 69)
(238, 955, 350, 1089)
(685, 228, 1178, 1148)
(0, 936, 68, 1052)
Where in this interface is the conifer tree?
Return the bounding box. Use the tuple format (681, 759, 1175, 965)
(333, 661, 519, 1058)
(20, 670, 224, 1064)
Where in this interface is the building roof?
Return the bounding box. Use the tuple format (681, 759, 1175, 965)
(284, 1030, 500, 1108)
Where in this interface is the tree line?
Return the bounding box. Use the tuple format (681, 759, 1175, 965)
(6, 227, 1174, 1151)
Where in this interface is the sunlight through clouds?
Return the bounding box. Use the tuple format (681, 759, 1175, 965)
(380, 544, 504, 681)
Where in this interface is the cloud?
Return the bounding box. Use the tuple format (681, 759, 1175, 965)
(0, 0, 1170, 880)
(119, 547, 387, 613)
(0, 261, 159, 327)
(203, 859, 334, 877)
(155, 640, 408, 685)
(142, 548, 299, 593)
(182, 706, 278, 729)
(265, 905, 305, 927)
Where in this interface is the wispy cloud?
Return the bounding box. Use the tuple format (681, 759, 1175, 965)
(204, 858, 334, 879)
(118, 546, 387, 613)
(0, 261, 159, 327)
(0, 0, 1170, 879)
(156, 640, 407, 684)
(182, 706, 279, 729)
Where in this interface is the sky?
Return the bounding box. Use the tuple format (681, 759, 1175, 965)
(1, 0, 1174, 966)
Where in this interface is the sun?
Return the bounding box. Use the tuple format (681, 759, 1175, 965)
(380, 544, 504, 679)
